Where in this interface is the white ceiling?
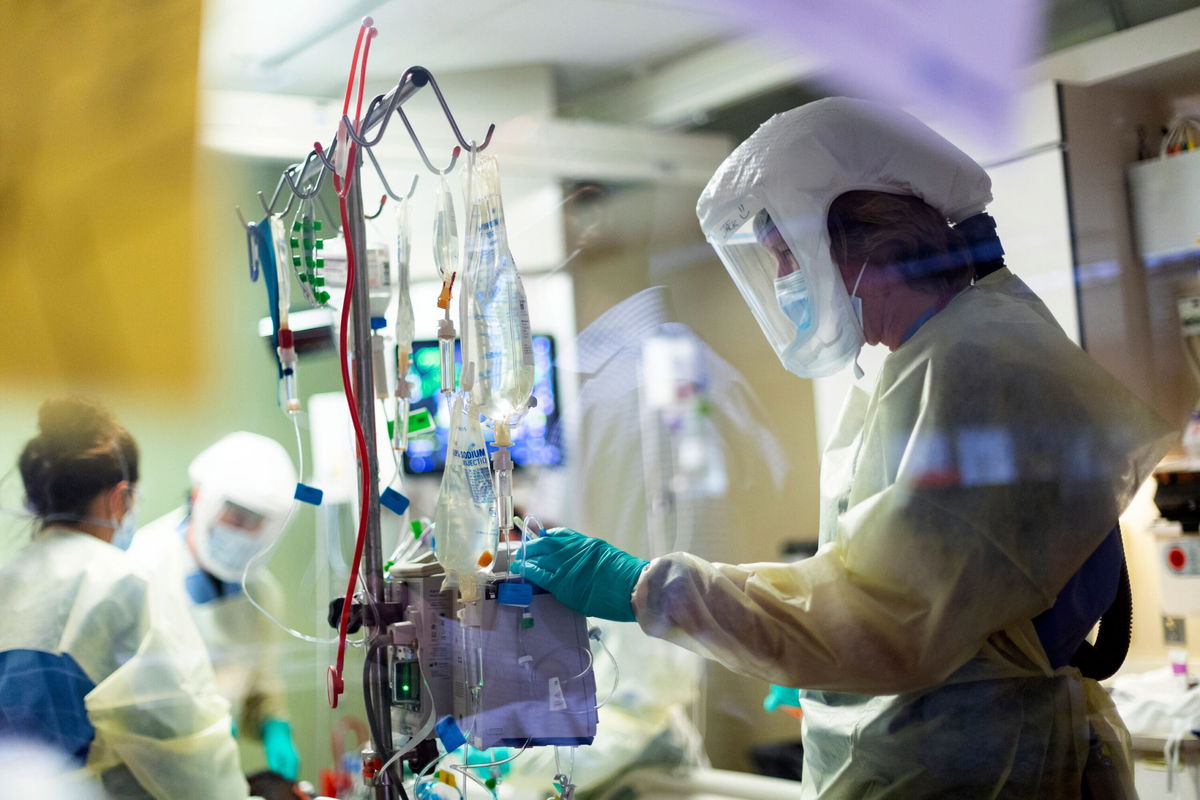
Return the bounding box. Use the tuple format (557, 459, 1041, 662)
(201, 0, 735, 99)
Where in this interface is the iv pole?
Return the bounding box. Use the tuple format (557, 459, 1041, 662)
(343, 148, 395, 799)
(245, 64, 494, 800)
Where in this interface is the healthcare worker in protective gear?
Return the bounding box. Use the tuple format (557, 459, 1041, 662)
(129, 431, 300, 781)
(0, 397, 248, 799)
(515, 98, 1176, 798)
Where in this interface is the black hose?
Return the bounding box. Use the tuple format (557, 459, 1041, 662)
(1070, 546, 1133, 682)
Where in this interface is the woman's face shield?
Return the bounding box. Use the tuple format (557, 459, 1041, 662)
(706, 206, 818, 361)
(703, 200, 865, 379)
(192, 491, 286, 581)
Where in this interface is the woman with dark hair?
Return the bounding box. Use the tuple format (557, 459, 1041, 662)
(18, 396, 141, 548)
(515, 98, 1175, 797)
(0, 397, 249, 799)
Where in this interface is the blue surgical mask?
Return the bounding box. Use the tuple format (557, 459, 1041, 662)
(43, 487, 139, 549)
(774, 269, 813, 334)
(111, 509, 137, 551)
(201, 524, 264, 582)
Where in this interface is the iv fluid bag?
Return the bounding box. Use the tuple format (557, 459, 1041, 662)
(433, 392, 496, 597)
(268, 215, 292, 318)
(433, 174, 459, 283)
(463, 155, 534, 424)
(394, 201, 415, 355)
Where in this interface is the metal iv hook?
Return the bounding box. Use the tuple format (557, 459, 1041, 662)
(282, 151, 331, 200)
(337, 69, 419, 151)
(365, 195, 387, 220)
(396, 105, 460, 175)
(257, 168, 300, 217)
(247, 65, 492, 217)
(363, 145, 419, 204)
(234, 207, 260, 282)
(417, 68, 496, 153)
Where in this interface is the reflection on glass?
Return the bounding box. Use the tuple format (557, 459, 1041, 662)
(404, 335, 562, 474)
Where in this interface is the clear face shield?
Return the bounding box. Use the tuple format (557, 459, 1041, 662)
(704, 200, 864, 379)
(193, 495, 282, 582)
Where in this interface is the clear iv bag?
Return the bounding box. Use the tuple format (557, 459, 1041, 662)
(432, 392, 496, 599)
(394, 200, 415, 354)
(433, 175, 459, 283)
(462, 155, 535, 425)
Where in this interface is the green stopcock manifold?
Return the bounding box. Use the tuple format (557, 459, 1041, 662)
(288, 207, 330, 307)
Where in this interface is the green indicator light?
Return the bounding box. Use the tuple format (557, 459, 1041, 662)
(299, 274, 308, 283)
(315, 258, 325, 268)
(291, 221, 301, 232)
(407, 408, 435, 434)
(313, 220, 323, 231)
(313, 277, 325, 286)
(292, 256, 300, 267)
(315, 239, 325, 250)
(289, 238, 300, 248)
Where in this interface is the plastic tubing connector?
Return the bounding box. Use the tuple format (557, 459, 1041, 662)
(437, 278, 455, 311)
(437, 317, 457, 395)
(277, 328, 301, 413)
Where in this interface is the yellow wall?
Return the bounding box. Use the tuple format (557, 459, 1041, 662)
(0, 148, 367, 781)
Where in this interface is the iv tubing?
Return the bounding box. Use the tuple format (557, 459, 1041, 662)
(331, 190, 370, 700)
(240, 414, 340, 644)
(329, 17, 378, 705)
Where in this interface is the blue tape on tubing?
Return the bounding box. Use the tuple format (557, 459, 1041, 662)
(498, 582, 533, 607)
(380, 487, 410, 516)
(294, 483, 324, 506)
(436, 715, 466, 753)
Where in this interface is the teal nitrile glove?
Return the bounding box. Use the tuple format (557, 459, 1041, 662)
(511, 527, 649, 622)
(763, 685, 801, 713)
(261, 717, 300, 781)
(465, 745, 512, 779)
